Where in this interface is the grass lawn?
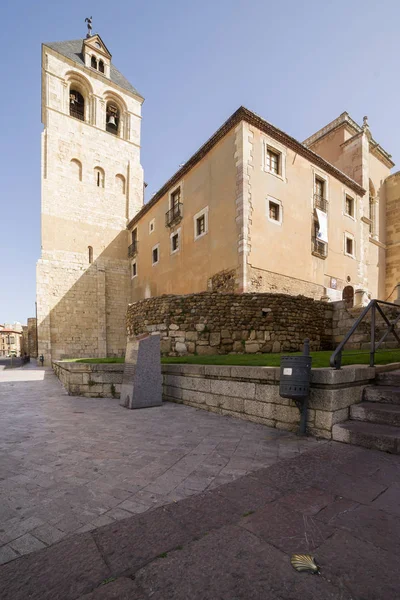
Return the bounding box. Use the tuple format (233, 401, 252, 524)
(64, 348, 400, 369)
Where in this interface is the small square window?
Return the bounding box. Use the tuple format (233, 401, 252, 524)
(345, 195, 354, 217)
(345, 236, 354, 257)
(266, 147, 280, 175)
(132, 262, 137, 278)
(152, 246, 159, 265)
(171, 187, 181, 208)
(171, 232, 179, 252)
(194, 207, 208, 240)
(269, 201, 280, 222)
(197, 215, 205, 236)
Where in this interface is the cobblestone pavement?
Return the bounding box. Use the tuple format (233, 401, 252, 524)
(0, 364, 324, 564)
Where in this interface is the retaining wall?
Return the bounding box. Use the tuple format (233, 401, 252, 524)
(126, 292, 333, 357)
(53, 360, 386, 439)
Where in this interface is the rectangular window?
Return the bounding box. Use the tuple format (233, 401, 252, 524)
(9, 336, 15, 344)
(194, 207, 209, 241)
(269, 201, 280, 222)
(315, 177, 325, 199)
(131, 262, 137, 278)
(171, 231, 179, 253)
(345, 235, 354, 257)
(131, 228, 137, 244)
(314, 176, 328, 211)
(345, 195, 354, 217)
(171, 187, 181, 208)
(152, 245, 159, 265)
(266, 147, 280, 175)
(149, 219, 155, 234)
(312, 221, 327, 258)
(197, 215, 205, 236)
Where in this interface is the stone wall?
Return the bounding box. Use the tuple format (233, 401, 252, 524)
(248, 266, 325, 300)
(27, 318, 38, 357)
(163, 363, 376, 439)
(126, 292, 333, 356)
(332, 301, 400, 350)
(53, 361, 124, 398)
(52, 360, 379, 439)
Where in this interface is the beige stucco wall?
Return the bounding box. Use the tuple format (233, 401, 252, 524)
(37, 43, 143, 361)
(129, 128, 239, 301)
(247, 124, 372, 300)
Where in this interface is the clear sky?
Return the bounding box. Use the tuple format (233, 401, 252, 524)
(1, 0, 399, 324)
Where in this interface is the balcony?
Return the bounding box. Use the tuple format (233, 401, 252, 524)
(312, 237, 327, 259)
(128, 240, 138, 258)
(165, 203, 183, 227)
(314, 193, 328, 212)
(70, 106, 84, 121)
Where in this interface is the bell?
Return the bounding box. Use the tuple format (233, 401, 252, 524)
(107, 115, 117, 126)
(70, 94, 76, 104)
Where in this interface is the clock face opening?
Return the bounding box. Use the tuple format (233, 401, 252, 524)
(95, 42, 101, 49)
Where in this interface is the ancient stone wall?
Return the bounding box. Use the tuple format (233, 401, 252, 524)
(331, 300, 400, 350)
(126, 292, 333, 356)
(27, 318, 38, 357)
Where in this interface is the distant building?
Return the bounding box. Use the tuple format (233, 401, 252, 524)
(0, 326, 23, 357)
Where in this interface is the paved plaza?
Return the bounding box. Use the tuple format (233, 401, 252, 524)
(0, 363, 322, 565)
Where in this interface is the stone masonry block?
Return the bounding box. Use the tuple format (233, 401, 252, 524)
(219, 397, 244, 413)
(244, 400, 274, 419)
(210, 379, 255, 399)
(314, 407, 349, 431)
(309, 386, 364, 411)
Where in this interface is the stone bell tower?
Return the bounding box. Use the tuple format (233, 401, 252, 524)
(37, 23, 144, 361)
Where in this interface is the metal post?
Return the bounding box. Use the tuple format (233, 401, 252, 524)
(370, 302, 376, 367)
(299, 338, 310, 436)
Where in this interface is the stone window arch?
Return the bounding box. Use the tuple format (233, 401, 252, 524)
(65, 72, 93, 123)
(94, 167, 105, 188)
(106, 102, 120, 135)
(99, 60, 105, 73)
(104, 92, 128, 138)
(91, 55, 98, 69)
(88, 246, 93, 264)
(70, 159, 82, 181)
(115, 174, 126, 195)
(69, 90, 85, 121)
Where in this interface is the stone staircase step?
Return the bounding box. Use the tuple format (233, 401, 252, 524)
(376, 370, 400, 387)
(332, 421, 400, 454)
(363, 385, 400, 405)
(351, 402, 400, 427)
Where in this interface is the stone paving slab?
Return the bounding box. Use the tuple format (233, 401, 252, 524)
(1, 440, 400, 599)
(0, 365, 323, 562)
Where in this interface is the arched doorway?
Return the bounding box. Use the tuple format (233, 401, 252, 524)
(343, 285, 354, 308)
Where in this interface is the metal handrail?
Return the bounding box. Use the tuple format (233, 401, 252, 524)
(314, 194, 328, 212)
(330, 299, 400, 369)
(128, 241, 138, 258)
(165, 203, 183, 227)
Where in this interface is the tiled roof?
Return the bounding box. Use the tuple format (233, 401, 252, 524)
(127, 106, 366, 229)
(44, 39, 143, 99)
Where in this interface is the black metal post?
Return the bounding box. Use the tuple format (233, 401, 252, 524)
(299, 338, 310, 436)
(370, 302, 376, 367)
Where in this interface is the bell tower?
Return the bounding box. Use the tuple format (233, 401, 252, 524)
(37, 23, 144, 361)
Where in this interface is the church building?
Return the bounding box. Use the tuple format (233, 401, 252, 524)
(37, 25, 400, 362)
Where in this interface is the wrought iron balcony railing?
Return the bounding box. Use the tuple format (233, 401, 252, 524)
(314, 194, 328, 212)
(312, 237, 327, 258)
(128, 241, 138, 258)
(165, 202, 183, 227)
(70, 106, 85, 121)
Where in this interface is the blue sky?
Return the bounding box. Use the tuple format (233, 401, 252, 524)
(1, 0, 399, 323)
